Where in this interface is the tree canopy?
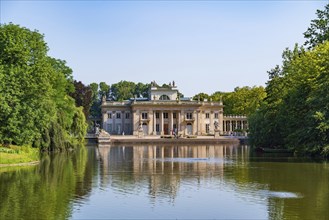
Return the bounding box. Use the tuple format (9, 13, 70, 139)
(220, 86, 266, 116)
(69, 80, 93, 119)
(192, 93, 210, 102)
(107, 81, 150, 101)
(248, 4, 329, 157)
(304, 4, 329, 49)
(249, 42, 329, 156)
(0, 23, 86, 150)
(191, 87, 266, 116)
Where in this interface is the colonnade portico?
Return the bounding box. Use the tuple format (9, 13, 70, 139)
(130, 105, 227, 136)
(223, 115, 248, 135)
(133, 109, 200, 136)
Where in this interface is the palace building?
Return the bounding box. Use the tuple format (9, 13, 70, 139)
(101, 81, 247, 136)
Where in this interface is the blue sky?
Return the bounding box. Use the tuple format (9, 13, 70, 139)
(1, 1, 327, 97)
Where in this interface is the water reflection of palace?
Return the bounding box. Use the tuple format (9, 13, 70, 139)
(96, 145, 249, 200)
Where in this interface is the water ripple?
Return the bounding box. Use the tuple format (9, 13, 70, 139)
(153, 157, 233, 164)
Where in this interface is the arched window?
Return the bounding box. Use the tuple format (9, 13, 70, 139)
(159, 94, 170, 100)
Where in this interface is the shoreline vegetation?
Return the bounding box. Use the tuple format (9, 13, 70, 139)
(0, 145, 39, 165)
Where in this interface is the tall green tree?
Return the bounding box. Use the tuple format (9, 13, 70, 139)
(249, 41, 329, 156)
(304, 4, 329, 49)
(192, 92, 210, 101)
(210, 91, 225, 102)
(0, 23, 86, 150)
(99, 82, 110, 98)
(135, 82, 149, 98)
(89, 82, 101, 118)
(209, 87, 266, 116)
(69, 80, 93, 119)
(110, 81, 136, 101)
(0, 24, 56, 145)
(268, 3, 329, 152)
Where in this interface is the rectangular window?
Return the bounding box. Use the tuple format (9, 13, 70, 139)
(206, 113, 210, 119)
(173, 113, 177, 118)
(237, 121, 242, 130)
(156, 113, 159, 118)
(206, 124, 210, 133)
(156, 124, 160, 132)
(125, 113, 130, 119)
(142, 112, 148, 119)
(163, 112, 168, 119)
(214, 113, 218, 119)
(116, 113, 121, 119)
(186, 113, 192, 119)
(108, 113, 112, 119)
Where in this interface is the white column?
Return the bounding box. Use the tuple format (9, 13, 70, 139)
(193, 111, 197, 135)
(219, 110, 224, 135)
(178, 111, 181, 134)
(210, 111, 214, 134)
(170, 111, 173, 134)
(181, 110, 185, 135)
(223, 120, 226, 134)
(148, 111, 152, 135)
(102, 112, 108, 130)
(197, 110, 201, 135)
(153, 111, 156, 135)
(160, 111, 164, 135)
(133, 110, 139, 136)
(200, 111, 205, 134)
(113, 111, 116, 133)
(122, 111, 125, 134)
(132, 111, 136, 135)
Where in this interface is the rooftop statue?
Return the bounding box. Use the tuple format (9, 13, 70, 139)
(151, 80, 159, 87)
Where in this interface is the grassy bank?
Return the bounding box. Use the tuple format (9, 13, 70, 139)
(0, 145, 39, 165)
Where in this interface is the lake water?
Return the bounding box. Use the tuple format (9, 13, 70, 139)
(0, 144, 328, 220)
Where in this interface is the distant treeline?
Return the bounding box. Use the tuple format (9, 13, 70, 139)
(85, 81, 266, 118)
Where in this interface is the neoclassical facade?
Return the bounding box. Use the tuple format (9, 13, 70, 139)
(101, 82, 247, 136)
